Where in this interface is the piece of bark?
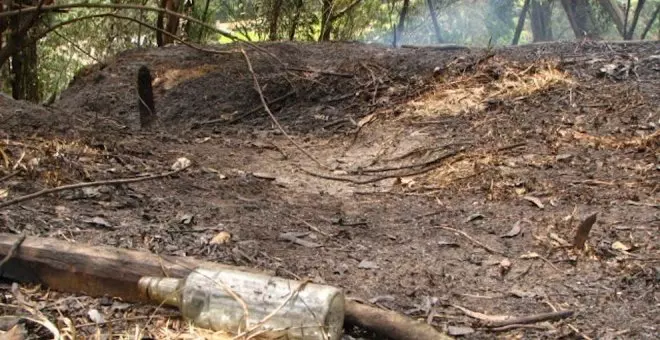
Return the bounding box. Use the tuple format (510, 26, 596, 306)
(137, 65, 156, 129)
(573, 213, 597, 250)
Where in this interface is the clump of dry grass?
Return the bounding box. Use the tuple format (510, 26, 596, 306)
(407, 62, 574, 117)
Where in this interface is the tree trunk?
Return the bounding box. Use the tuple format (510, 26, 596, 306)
(560, 0, 599, 39)
(319, 0, 333, 41)
(426, 0, 443, 43)
(10, 41, 39, 102)
(641, 4, 660, 40)
(156, 0, 183, 46)
(268, 0, 283, 41)
(198, 0, 211, 41)
(596, 0, 624, 36)
(530, 0, 553, 42)
(625, 0, 646, 40)
(8, 0, 40, 102)
(512, 0, 531, 45)
(288, 0, 303, 40)
(395, 0, 410, 47)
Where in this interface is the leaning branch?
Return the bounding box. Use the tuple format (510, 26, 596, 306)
(330, 0, 363, 21)
(0, 3, 282, 63)
(0, 167, 188, 209)
(240, 49, 327, 169)
(20, 13, 218, 59)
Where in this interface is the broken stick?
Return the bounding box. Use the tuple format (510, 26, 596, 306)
(0, 167, 187, 209)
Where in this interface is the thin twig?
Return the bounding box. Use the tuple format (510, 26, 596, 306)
(50, 30, 103, 64)
(487, 310, 574, 328)
(225, 91, 296, 125)
(0, 166, 188, 209)
(301, 149, 460, 185)
(357, 150, 458, 174)
(240, 49, 327, 169)
(290, 214, 331, 237)
(489, 323, 553, 332)
(434, 225, 504, 255)
(286, 67, 354, 78)
(0, 170, 21, 183)
(567, 323, 593, 340)
(0, 234, 26, 269)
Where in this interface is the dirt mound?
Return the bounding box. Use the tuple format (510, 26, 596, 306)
(1, 40, 659, 339)
(56, 42, 478, 133)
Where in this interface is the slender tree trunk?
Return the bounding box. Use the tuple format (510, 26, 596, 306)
(623, 0, 631, 39)
(392, 23, 397, 47)
(268, 0, 283, 41)
(319, 0, 333, 41)
(530, 0, 553, 42)
(625, 0, 646, 40)
(198, 0, 210, 41)
(512, 0, 531, 45)
(641, 4, 660, 40)
(426, 0, 443, 43)
(395, 0, 410, 47)
(288, 0, 303, 40)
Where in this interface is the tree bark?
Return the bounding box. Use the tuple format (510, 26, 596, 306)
(530, 0, 553, 42)
(596, 0, 625, 36)
(624, 0, 646, 40)
(288, 0, 303, 40)
(319, 0, 333, 41)
(8, 0, 41, 102)
(512, 0, 531, 45)
(318, 0, 361, 41)
(641, 4, 660, 40)
(560, 0, 599, 39)
(426, 0, 443, 43)
(395, 0, 410, 47)
(156, 0, 183, 46)
(198, 0, 210, 41)
(268, 0, 283, 41)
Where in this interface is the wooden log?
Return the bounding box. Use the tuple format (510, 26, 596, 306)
(0, 233, 453, 339)
(345, 299, 453, 340)
(0, 233, 267, 302)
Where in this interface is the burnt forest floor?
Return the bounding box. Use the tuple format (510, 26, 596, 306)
(1, 40, 659, 339)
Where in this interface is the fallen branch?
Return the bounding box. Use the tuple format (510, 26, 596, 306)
(454, 304, 573, 327)
(357, 150, 458, 174)
(0, 170, 21, 183)
(487, 310, 574, 327)
(345, 299, 452, 340)
(489, 323, 552, 332)
(434, 225, 504, 255)
(228, 91, 296, 124)
(193, 91, 296, 127)
(302, 150, 461, 185)
(240, 49, 327, 169)
(286, 67, 354, 78)
(0, 166, 188, 209)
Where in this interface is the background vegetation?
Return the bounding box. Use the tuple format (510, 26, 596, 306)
(0, 0, 658, 102)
